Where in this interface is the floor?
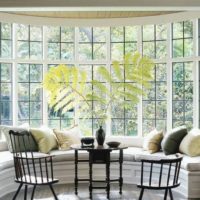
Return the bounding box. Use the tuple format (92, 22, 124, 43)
(1, 183, 188, 200)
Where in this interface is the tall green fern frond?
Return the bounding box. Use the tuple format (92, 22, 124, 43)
(43, 52, 154, 127)
(112, 61, 123, 81)
(97, 66, 113, 83)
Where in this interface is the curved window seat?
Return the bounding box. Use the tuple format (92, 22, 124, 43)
(1, 147, 200, 198)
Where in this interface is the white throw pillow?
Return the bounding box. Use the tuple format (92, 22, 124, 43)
(143, 129, 163, 154)
(179, 128, 200, 157)
(53, 126, 81, 150)
(30, 126, 58, 154)
(0, 123, 32, 152)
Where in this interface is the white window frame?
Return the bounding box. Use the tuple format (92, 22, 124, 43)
(0, 11, 199, 138)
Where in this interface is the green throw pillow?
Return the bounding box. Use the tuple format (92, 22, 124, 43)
(0, 125, 38, 153)
(161, 126, 188, 155)
(30, 126, 58, 154)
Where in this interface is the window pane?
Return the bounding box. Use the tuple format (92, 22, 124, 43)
(61, 27, 74, 42)
(125, 43, 137, 54)
(172, 62, 193, 129)
(156, 24, 167, 40)
(79, 119, 92, 136)
(30, 26, 42, 41)
(18, 102, 29, 119)
(112, 119, 125, 135)
(143, 42, 155, 58)
(93, 27, 107, 42)
(30, 64, 42, 82)
(48, 43, 60, 60)
(184, 21, 193, 38)
(79, 27, 92, 42)
(143, 64, 167, 133)
(1, 23, 12, 40)
(125, 119, 137, 136)
(93, 43, 106, 60)
(1, 102, 12, 120)
(17, 41, 29, 59)
(79, 43, 92, 60)
(172, 21, 193, 58)
(156, 41, 167, 59)
(18, 64, 43, 126)
(1, 83, 11, 100)
(173, 40, 183, 58)
(125, 26, 138, 42)
(18, 64, 29, 82)
(1, 23, 12, 59)
(173, 22, 183, 39)
(17, 24, 29, 40)
(184, 38, 193, 57)
(111, 43, 124, 61)
(1, 40, 12, 58)
(143, 25, 154, 41)
(1, 63, 11, 82)
(111, 27, 124, 42)
(61, 43, 74, 60)
(0, 63, 12, 130)
(46, 26, 60, 42)
(30, 42, 42, 59)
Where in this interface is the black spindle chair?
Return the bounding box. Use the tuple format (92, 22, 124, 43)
(137, 155, 183, 200)
(9, 130, 59, 200)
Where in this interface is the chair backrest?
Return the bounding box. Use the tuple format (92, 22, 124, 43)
(140, 155, 183, 188)
(9, 130, 54, 184)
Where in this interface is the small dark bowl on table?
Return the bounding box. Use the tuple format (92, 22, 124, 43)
(106, 141, 121, 148)
(81, 137, 95, 147)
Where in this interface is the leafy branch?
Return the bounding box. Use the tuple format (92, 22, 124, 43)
(43, 52, 154, 129)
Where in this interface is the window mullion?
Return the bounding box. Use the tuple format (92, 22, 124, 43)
(74, 27, 79, 127)
(137, 25, 143, 137)
(43, 26, 48, 126)
(167, 23, 172, 132)
(106, 27, 111, 136)
(12, 23, 18, 126)
(193, 19, 199, 127)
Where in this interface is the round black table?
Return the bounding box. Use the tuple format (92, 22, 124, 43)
(71, 144, 128, 199)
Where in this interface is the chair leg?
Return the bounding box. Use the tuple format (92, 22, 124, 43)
(12, 183, 23, 200)
(164, 189, 168, 200)
(169, 189, 174, 200)
(24, 185, 28, 200)
(31, 185, 36, 200)
(49, 184, 58, 200)
(139, 188, 144, 200)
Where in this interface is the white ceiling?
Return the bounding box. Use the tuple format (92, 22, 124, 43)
(7, 11, 178, 19)
(0, 0, 200, 11)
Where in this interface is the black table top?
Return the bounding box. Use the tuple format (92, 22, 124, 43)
(71, 144, 128, 151)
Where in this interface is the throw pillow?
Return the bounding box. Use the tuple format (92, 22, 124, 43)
(0, 124, 38, 153)
(30, 126, 58, 153)
(53, 126, 81, 150)
(143, 129, 163, 154)
(161, 126, 188, 155)
(179, 128, 200, 157)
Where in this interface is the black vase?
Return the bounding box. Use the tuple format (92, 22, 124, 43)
(96, 126, 105, 146)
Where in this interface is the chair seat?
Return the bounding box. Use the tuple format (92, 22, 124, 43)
(137, 181, 180, 190)
(15, 175, 59, 185)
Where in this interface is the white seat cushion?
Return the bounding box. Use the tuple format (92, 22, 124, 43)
(50, 149, 88, 162)
(0, 151, 13, 170)
(50, 147, 142, 163)
(1, 147, 200, 172)
(135, 150, 200, 171)
(181, 155, 200, 171)
(0, 151, 49, 171)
